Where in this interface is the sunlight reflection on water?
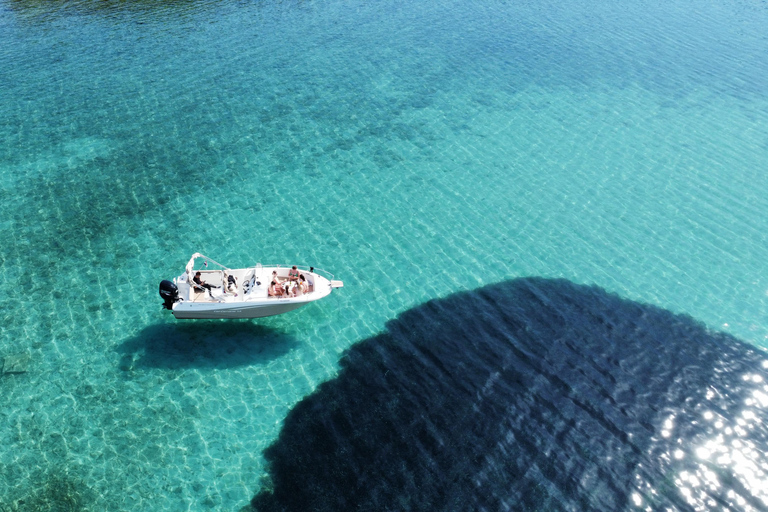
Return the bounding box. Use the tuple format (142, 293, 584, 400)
(671, 365, 768, 511)
(629, 360, 768, 511)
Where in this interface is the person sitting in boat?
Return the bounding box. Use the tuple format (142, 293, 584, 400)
(288, 266, 300, 282)
(299, 274, 309, 294)
(224, 272, 238, 296)
(193, 271, 218, 297)
(271, 270, 283, 284)
(268, 280, 283, 298)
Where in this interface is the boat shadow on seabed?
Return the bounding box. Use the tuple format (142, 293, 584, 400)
(116, 322, 299, 371)
(246, 277, 768, 512)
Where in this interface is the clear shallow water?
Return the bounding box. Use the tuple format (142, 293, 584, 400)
(0, 0, 767, 510)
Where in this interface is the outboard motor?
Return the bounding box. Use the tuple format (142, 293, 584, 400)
(159, 280, 179, 310)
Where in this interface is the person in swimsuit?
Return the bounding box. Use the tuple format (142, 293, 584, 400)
(299, 274, 309, 294)
(294, 278, 304, 297)
(268, 280, 283, 298)
(288, 266, 300, 282)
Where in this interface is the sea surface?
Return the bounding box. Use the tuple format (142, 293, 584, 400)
(0, 0, 767, 510)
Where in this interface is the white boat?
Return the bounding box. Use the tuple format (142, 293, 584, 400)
(159, 253, 343, 319)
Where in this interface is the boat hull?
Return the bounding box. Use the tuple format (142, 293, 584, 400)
(172, 299, 309, 319)
(161, 255, 343, 320)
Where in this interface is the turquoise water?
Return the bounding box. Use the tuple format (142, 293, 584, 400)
(1, 0, 767, 509)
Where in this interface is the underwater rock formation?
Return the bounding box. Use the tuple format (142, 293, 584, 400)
(250, 278, 768, 511)
(1, 352, 30, 374)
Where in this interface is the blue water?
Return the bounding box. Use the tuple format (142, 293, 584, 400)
(0, 0, 767, 510)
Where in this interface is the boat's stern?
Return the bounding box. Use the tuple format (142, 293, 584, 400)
(159, 280, 180, 310)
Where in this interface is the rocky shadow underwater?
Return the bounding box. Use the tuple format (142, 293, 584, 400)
(248, 277, 768, 512)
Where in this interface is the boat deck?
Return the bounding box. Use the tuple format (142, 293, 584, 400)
(181, 267, 315, 304)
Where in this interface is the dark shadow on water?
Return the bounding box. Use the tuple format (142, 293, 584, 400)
(6, 0, 221, 21)
(249, 277, 768, 512)
(116, 321, 298, 370)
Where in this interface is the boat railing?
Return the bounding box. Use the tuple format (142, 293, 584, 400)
(260, 264, 336, 281)
(185, 256, 337, 281)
